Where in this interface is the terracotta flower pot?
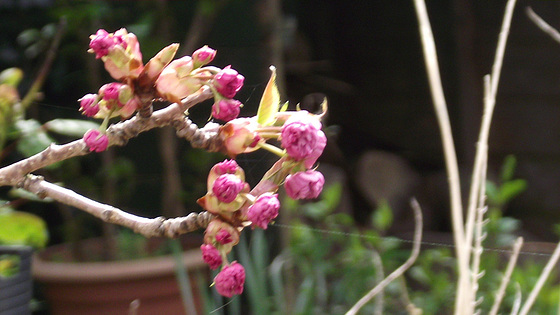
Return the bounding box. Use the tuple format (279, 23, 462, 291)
(32, 238, 208, 315)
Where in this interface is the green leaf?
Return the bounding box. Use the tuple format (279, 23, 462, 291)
(279, 101, 289, 112)
(8, 188, 53, 203)
(0, 211, 48, 248)
(485, 180, 499, 204)
(322, 183, 342, 211)
(14, 119, 56, 157)
(498, 179, 527, 204)
(500, 155, 517, 182)
(44, 119, 100, 137)
(294, 275, 315, 314)
(372, 199, 393, 231)
(256, 66, 280, 126)
(17, 29, 40, 47)
(302, 201, 329, 220)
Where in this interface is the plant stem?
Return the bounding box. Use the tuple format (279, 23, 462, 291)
(171, 239, 198, 315)
(411, 1, 469, 312)
(19, 18, 66, 113)
(526, 7, 560, 46)
(463, 2, 516, 312)
(346, 199, 423, 315)
(489, 237, 523, 315)
(257, 142, 284, 157)
(518, 240, 560, 315)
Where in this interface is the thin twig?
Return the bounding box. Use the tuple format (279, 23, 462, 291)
(372, 250, 384, 315)
(526, 7, 560, 45)
(0, 87, 214, 187)
(20, 18, 67, 112)
(461, 1, 516, 313)
(128, 299, 140, 315)
(470, 205, 487, 313)
(511, 283, 522, 315)
(21, 174, 214, 237)
(465, 0, 516, 263)
(518, 240, 560, 315)
(411, 1, 468, 312)
(346, 199, 423, 315)
(489, 237, 524, 315)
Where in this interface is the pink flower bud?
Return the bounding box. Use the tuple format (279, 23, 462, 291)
(98, 83, 135, 116)
(204, 219, 239, 253)
(219, 118, 262, 157)
(247, 193, 280, 229)
(83, 129, 109, 153)
(88, 29, 113, 59)
(213, 65, 244, 98)
(284, 170, 325, 200)
(215, 229, 233, 245)
(79, 94, 100, 117)
(214, 262, 245, 298)
(201, 244, 222, 270)
(215, 159, 240, 175)
(281, 114, 326, 163)
(212, 99, 242, 122)
(155, 56, 202, 103)
(212, 174, 245, 203)
(99, 83, 120, 102)
(90, 28, 143, 80)
(207, 160, 245, 194)
(192, 45, 216, 68)
(303, 130, 326, 169)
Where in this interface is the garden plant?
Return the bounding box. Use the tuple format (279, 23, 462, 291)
(2, 0, 560, 314)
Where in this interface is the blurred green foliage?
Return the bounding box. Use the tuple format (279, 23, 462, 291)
(201, 156, 560, 314)
(0, 206, 48, 249)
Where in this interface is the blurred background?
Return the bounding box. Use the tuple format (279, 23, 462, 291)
(2, 0, 560, 313)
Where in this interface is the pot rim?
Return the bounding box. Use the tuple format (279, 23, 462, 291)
(32, 239, 206, 282)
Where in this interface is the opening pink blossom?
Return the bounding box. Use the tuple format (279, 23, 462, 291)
(214, 262, 245, 298)
(83, 129, 109, 153)
(247, 193, 280, 229)
(281, 116, 326, 163)
(79, 94, 99, 117)
(213, 65, 244, 99)
(201, 244, 222, 270)
(212, 174, 245, 203)
(284, 170, 325, 200)
(215, 159, 239, 175)
(212, 99, 242, 122)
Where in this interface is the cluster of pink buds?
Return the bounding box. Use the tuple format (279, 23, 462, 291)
(209, 65, 245, 122)
(88, 28, 143, 80)
(198, 99, 327, 297)
(79, 28, 246, 153)
(80, 28, 328, 299)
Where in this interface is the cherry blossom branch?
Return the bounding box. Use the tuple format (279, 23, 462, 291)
(20, 174, 215, 238)
(346, 199, 423, 315)
(0, 86, 214, 187)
